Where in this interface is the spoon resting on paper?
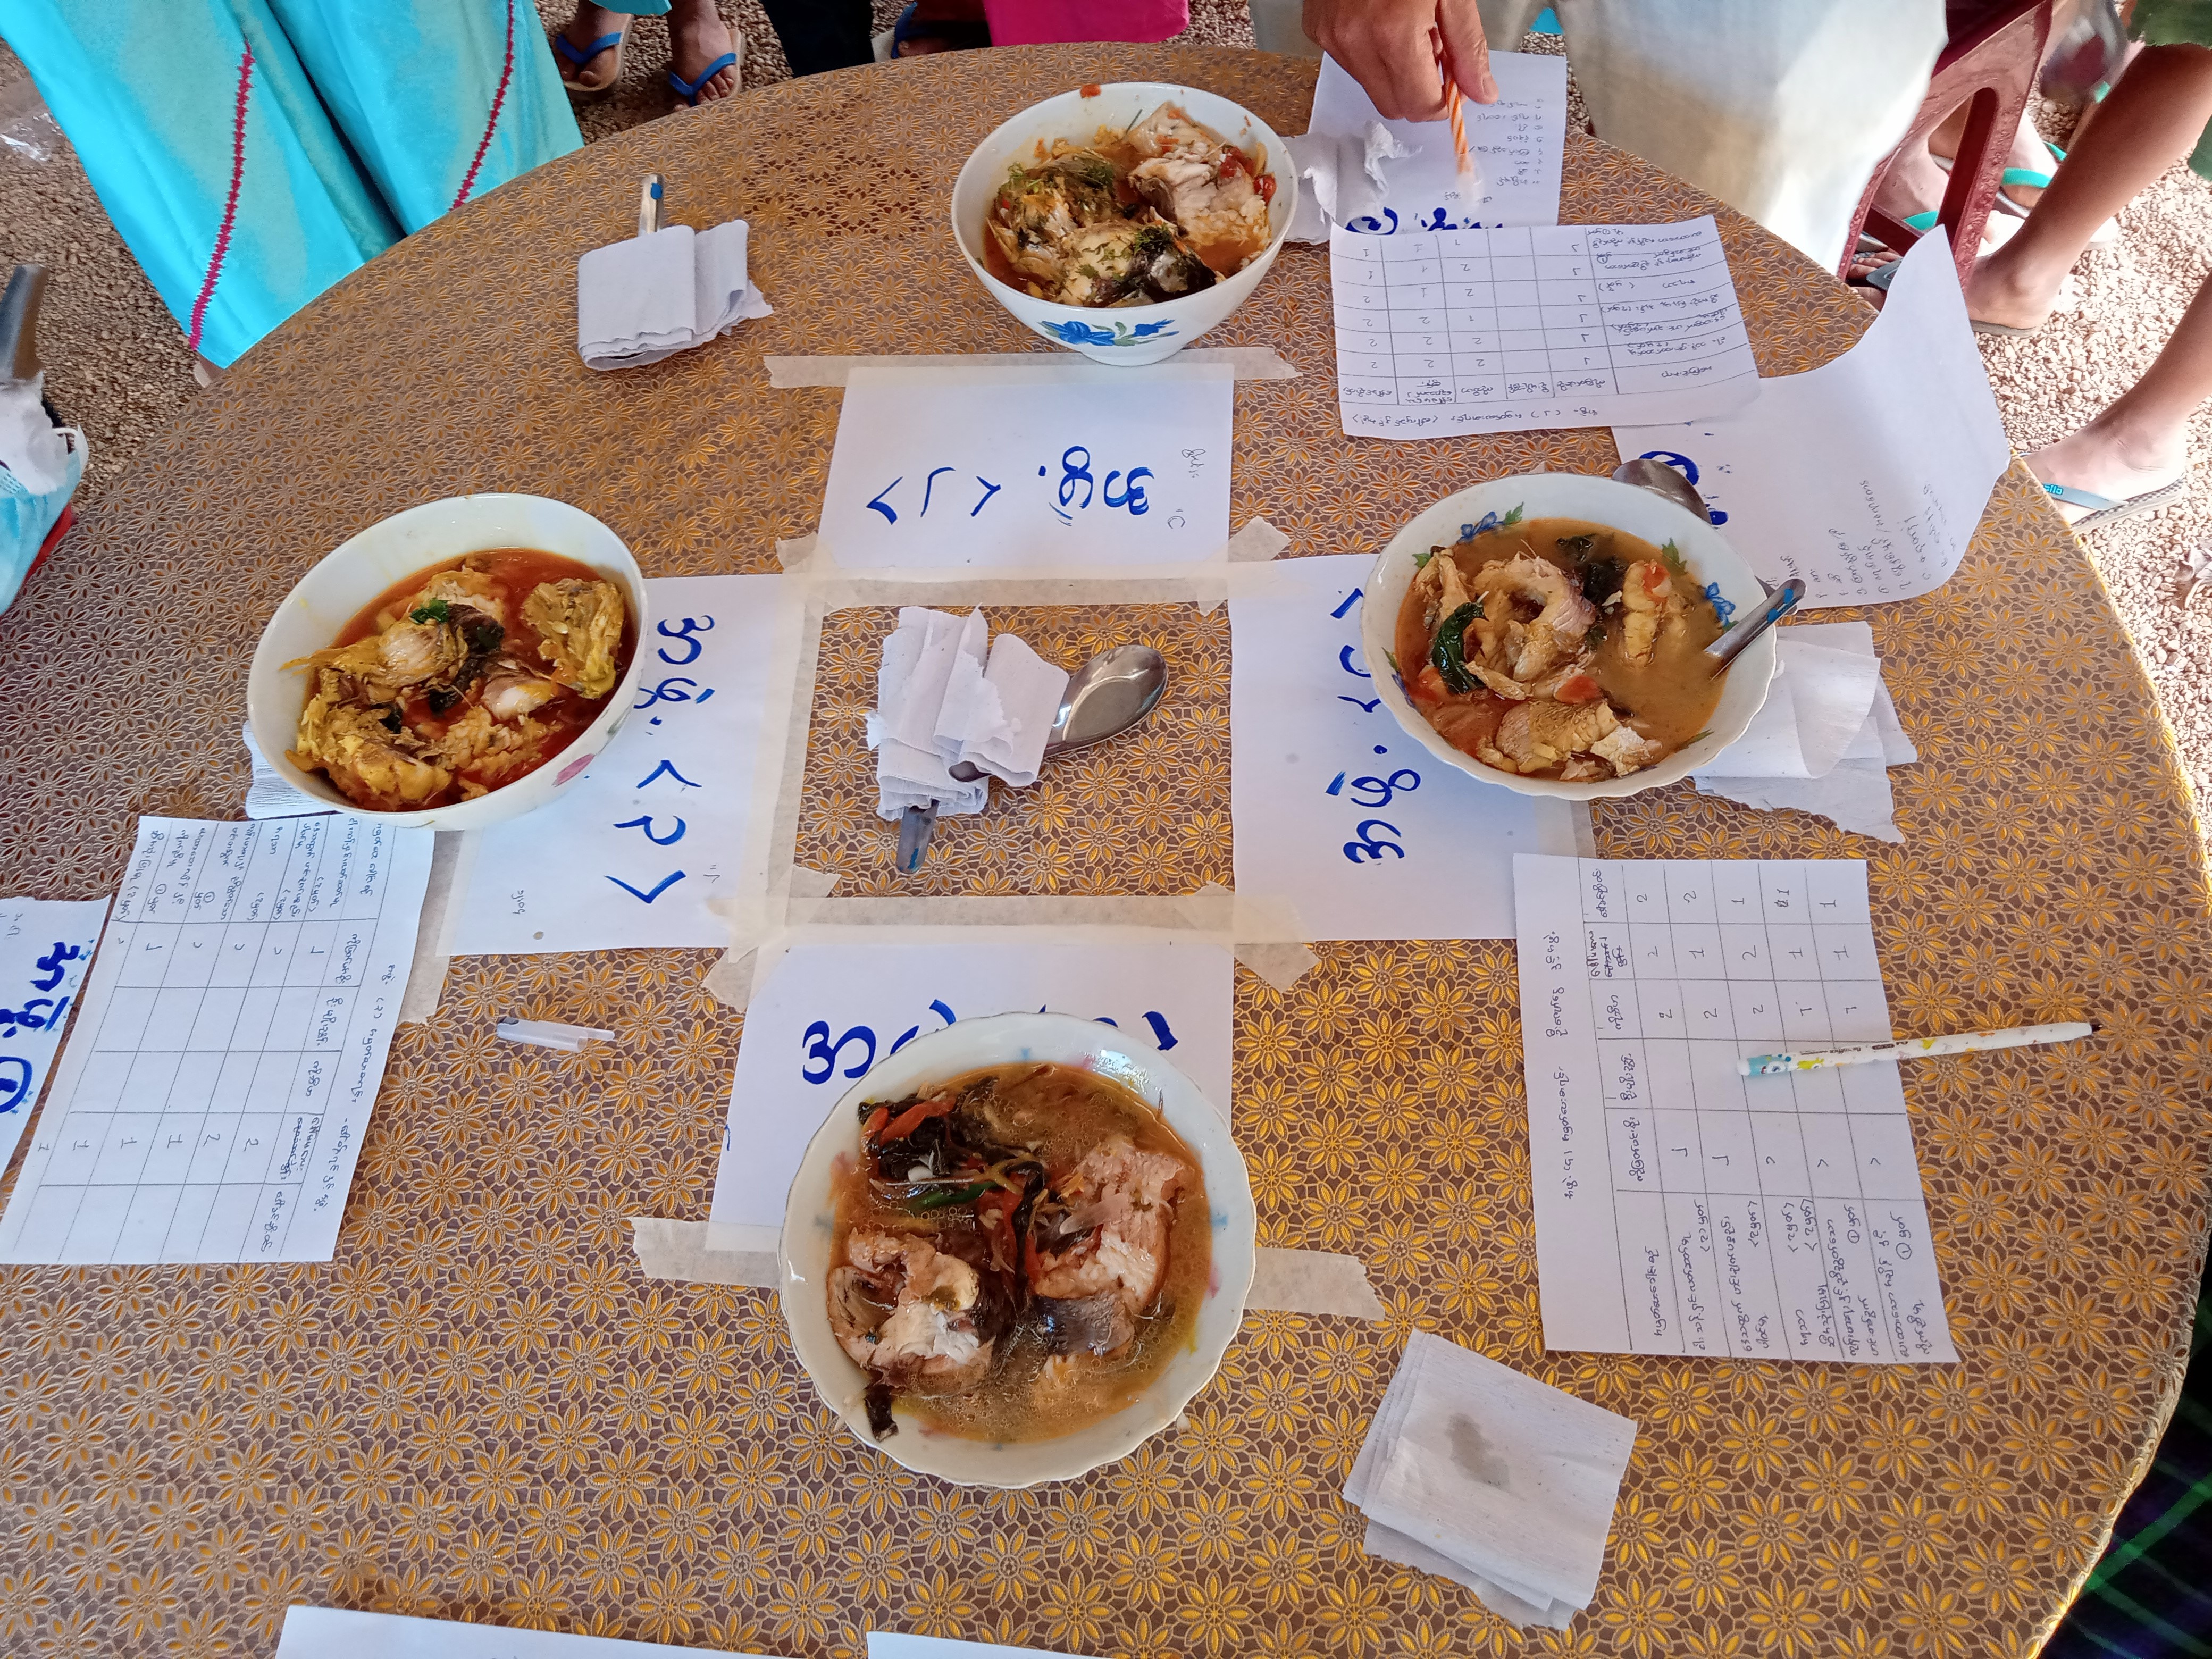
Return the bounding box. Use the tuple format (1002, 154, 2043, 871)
(896, 643, 1169, 873)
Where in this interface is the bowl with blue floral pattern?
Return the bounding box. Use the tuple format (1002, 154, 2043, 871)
(1360, 473, 1779, 800)
(950, 82, 1298, 366)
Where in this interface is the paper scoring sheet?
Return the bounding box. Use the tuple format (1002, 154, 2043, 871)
(1514, 855, 1955, 1363)
(1613, 229, 2010, 607)
(1229, 555, 1573, 939)
(276, 1606, 761, 1658)
(1308, 50, 1568, 231)
(448, 574, 784, 953)
(818, 362, 1234, 568)
(708, 937, 1233, 1230)
(0, 817, 433, 1265)
(0, 896, 108, 1175)
(1333, 217, 1761, 438)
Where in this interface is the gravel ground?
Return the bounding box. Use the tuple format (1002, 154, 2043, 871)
(2, 17, 2206, 833)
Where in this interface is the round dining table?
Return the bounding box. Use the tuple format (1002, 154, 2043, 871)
(2, 41, 2207, 1659)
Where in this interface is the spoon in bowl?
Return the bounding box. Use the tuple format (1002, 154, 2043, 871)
(1610, 458, 1805, 672)
(896, 643, 1169, 872)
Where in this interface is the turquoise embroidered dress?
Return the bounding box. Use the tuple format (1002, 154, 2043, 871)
(2, 0, 582, 365)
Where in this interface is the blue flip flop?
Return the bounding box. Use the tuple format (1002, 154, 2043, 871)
(668, 51, 738, 106)
(2042, 476, 2191, 532)
(552, 23, 629, 97)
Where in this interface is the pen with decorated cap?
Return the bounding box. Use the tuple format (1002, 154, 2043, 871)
(1738, 1020, 2098, 1077)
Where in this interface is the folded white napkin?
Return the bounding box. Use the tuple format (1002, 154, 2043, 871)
(868, 608, 1069, 820)
(576, 220, 772, 372)
(1281, 123, 1414, 242)
(1347, 1332, 1637, 1630)
(1695, 622, 1917, 842)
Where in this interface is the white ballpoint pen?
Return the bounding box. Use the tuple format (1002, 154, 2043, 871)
(1739, 1020, 2099, 1076)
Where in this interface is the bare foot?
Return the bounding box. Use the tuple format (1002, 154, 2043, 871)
(1963, 246, 2064, 333)
(1872, 142, 1948, 224)
(669, 0, 740, 103)
(2025, 423, 2188, 521)
(556, 2, 627, 91)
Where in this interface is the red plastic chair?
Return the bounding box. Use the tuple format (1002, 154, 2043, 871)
(1839, 0, 2055, 287)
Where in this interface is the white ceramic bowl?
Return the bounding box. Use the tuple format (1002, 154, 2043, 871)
(950, 81, 1300, 365)
(246, 493, 651, 831)
(1361, 473, 1778, 800)
(780, 1011, 1255, 1488)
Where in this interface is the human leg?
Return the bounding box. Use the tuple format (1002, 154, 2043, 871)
(554, 0, 668, 94)
(1967, 43, 2212, 331)
(757, 0, 875, 72)
(2026, 269, 2212, 521)
(667, 0, 741, 102)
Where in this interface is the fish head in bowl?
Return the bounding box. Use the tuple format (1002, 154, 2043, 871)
(1359, 473, 1778, 800)
(246, 493, 651, 831)
(780, 1011, 1255, 1488)
(950, 82, 1300, 366)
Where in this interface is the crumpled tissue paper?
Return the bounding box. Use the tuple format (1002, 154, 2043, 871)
(869, 607, 1069, 820)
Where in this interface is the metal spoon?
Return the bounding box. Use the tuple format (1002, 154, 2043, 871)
(1706, 577, 1805, 674)
(896, 644, 1169, 872)
(1611, 459, 1803, 671)
(1611, 456, 1713, 522)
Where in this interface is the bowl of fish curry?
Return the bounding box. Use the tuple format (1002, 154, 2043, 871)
(780, 1011, 1254, 1487)
(951, 82, 1297, 365)
(247, 493, 649, 830)
(1360, 472, 1778, 800)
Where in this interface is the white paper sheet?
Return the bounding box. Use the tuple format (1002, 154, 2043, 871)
(447, 575, 782, 953)
(278, 1606, 760, 1658)
(0, 817, 434, 1264)
(1334, 217, 1761, 438)
(0, 896, 108, 1174)
(1703, 623, 1884, 780)
(870, 1637, 1075, 1659)
(1514, 855, 1955, 1363)
(1308, 50, 1568, 231)
(1612, 229, 2009, 607)
(707, 938, 1233, 1229)
(818, 363, 1234, 568)
(1229, 556, 1573, 939)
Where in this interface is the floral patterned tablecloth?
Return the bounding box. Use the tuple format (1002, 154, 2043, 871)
(1, 43, 2207, 1659)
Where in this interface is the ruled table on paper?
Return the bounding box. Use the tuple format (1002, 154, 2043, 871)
(1330, 218, 1762, 439)
(1513, 854, 1956, 1364)
(0, 816, 433, 1265)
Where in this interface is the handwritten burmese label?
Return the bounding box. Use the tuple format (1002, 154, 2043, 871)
(819, 363, 1233, 568)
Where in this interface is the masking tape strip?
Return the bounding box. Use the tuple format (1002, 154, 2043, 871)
(705, 556, 1323, 1010)
(787, 515, 1290, 604)
(763, 347, 1299, 388)
(1249, 1247, 1388, 1320)
(1571, 801, 1597, 859)
(397, 830, 466, 1025)
(631, 1218, 780, 1287)
(630, 1219, 1382, 1319)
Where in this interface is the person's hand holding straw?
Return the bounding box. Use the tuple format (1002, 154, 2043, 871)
(1303, 0, 1499, 121)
